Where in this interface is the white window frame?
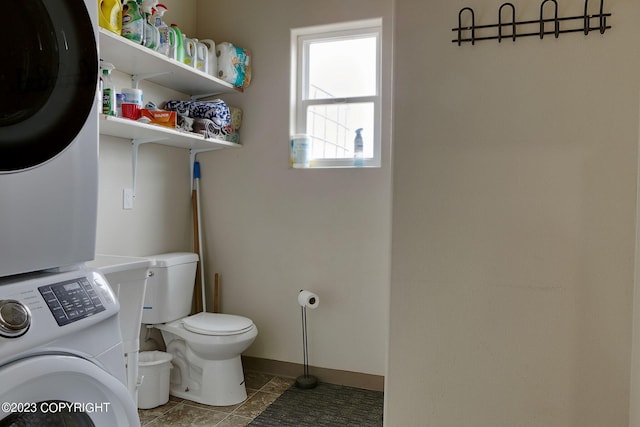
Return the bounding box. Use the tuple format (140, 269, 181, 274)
(290, 18, 382, 168)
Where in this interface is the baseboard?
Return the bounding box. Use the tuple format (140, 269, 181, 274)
(242, 356, 384, 392)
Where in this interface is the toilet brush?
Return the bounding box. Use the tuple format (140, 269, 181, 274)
(296, 290, 319, 389)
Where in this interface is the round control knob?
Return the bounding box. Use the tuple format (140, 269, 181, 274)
(0, 300, 31, 338)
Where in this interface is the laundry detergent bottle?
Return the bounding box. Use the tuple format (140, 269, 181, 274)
(182, 35, 197, 67)
(200, 39, 218, 77)
(98, 0, 123, 35)
(169, 24, 184, 62)
(121, 0, 144, 44)
(194, 39, 209, 73)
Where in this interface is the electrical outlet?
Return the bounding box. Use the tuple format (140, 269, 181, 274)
(123, 188, 134, 210)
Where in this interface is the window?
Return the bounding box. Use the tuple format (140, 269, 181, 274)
(291, 19, 382, 168)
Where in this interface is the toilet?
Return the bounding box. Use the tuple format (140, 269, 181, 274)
(141, 252, 258, 406)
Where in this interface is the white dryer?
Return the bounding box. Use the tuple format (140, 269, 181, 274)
(0, 267, 140, 426)
(0, 0, 100, 277)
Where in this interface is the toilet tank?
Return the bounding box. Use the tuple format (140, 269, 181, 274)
(141, 252, 199, 324)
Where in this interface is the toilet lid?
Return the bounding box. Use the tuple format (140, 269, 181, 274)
(182, 312, 254, 336)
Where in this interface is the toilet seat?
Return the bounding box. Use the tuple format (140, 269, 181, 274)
(182, 312, 254, 336)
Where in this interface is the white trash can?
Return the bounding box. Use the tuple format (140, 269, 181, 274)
(137, 351, 173, 409)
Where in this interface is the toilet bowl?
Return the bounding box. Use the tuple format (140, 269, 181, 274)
(142, 252, 258, 406)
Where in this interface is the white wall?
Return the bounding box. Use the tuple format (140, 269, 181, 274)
(97, 0, 392, 377)
(388, 0, 640, 426)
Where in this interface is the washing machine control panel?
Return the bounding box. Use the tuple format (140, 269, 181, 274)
(38, 278, 106, 327)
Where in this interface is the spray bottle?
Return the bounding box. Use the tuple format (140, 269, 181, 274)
(121, 0, 144, 44)
(100, 62, 116, 116)
(153, 3, 171, 57)
(141, 0, 160, 50)
(353, 128, 364, 167)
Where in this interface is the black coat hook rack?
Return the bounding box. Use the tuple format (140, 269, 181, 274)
(452, 0, 611, 45)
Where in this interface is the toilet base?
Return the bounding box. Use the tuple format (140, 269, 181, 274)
(169, 354, 248, 407)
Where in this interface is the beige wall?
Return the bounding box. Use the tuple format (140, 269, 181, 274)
(96, 0, 198, 257)
(388, 0, 640, 426)
(97, 0, 392, 377)
(191, 0, 393, 376)
(94, 0, 640, 422)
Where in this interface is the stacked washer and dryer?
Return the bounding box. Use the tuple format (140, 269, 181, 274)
(0, 0, 140, 425)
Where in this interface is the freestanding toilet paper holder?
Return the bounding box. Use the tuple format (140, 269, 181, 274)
(296, 289, 319, 389)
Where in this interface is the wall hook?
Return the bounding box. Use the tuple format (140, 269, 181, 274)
(583, 0, 591, 34)
(540, 0, 559, 39)
(458, 7, 475, 46)
(598, 0, 607, 33)
(584, 0, 608, 34)
(498, 3, 517, 42)
(452, 0, 611, 45)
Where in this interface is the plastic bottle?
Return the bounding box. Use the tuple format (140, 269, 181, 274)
(153, 3, 171, 56)
(194, 39, 209, 73)
(100, 62, 116, 116)
(98, 67, 104, 114)
(121, 0, 144, 44)
(182, 35, 197, 67)
(353, 128, 364, 167)
(98, 0, 123, 35)
(200, 39, 218, 77)
(116, 93, 125, 117)
(141, 0, 160, 50)
(169, 24, 184, 62)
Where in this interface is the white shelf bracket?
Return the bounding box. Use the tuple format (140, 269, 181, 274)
(131, 137, 168, 196)
(132, 71, 172, 89)
(190, 92, 224, 101)
(189, 148, 219, 191)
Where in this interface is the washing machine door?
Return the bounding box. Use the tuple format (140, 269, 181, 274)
(0, 0, 98, 172)
(0, 355, 140, 427)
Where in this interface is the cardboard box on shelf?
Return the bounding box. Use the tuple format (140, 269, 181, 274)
(140, 109, 177, 128)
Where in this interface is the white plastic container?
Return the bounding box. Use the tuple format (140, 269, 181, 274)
(121, 87, 144, 106)
(137, 351, 173, 409)
(200, 39, 218, 77)
(290, 134, 312, 168)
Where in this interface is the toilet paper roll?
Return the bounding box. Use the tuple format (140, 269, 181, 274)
(298, 290, 319, 309)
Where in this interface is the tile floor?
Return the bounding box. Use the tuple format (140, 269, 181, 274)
(138, 371, 295, 427)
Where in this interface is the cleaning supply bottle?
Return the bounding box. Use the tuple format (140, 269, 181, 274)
(98, 66, 104, 114)
(200, 39, 218, 77)
(153, 3, 171, 56)
(182, 35, 197, 67)
(169, 24, 184, 62)
(194, 39, 209, 73)
(98, 0, 123, 35)
(141, 0, 159, 50)
(353, 128, 364, 167)
(100, 62, 116, 116)
(121, 0, 144, 44)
